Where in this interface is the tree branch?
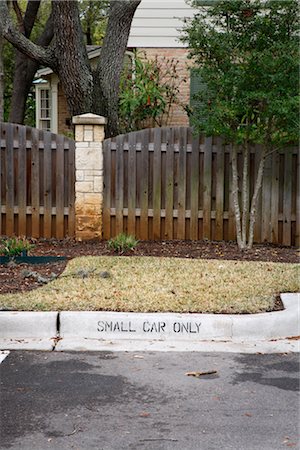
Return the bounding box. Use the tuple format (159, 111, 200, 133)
(9, 6, 54, 124)
(264, 147, 281, 158)
(94, 0, 141, 135)
(0, 1, 55, 67)
(231, 144, 244, 249)
(35, 11, 54, 46)
(241, 141, 249, 245)
(23, 1, 41, 37)
(12, 1, 25, 33)
(247, 147, 267, 249)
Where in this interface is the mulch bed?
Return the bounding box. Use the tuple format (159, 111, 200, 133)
(0, 239, 298, 298)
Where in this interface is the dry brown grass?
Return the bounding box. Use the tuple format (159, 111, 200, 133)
(0, 256, 298, 314)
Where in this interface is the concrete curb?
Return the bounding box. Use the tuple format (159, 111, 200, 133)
(0, 311, 58, 350)
(0, 294, 299, 353)
(55, 338, 299, 354)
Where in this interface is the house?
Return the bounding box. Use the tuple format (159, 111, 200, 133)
(34, 0, 200, 135)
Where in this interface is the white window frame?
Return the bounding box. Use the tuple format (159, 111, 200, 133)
(35, 76, 58, 133)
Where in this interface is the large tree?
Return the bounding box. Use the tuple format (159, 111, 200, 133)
(0, 0, 141, 136)
(8, 0, 54, 124)
(182, 0, 298, 249)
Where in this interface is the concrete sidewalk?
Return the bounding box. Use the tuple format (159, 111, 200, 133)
(0, 293, 299, 353)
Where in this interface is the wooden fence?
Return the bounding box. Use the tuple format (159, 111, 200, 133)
(0, 122, 75, 239)
(1, 123, 298, 245)
(103, 127, 299, 246)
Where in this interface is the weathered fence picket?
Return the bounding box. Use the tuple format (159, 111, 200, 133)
(103, 127, 299, 246)
(165, 127, 174, 239)
(31, 127, 40, 238)
(0, 122, 75, 238)
(1, 122, 298, 246)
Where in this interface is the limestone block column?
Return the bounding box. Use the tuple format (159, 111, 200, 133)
(72, 113, 107, 240)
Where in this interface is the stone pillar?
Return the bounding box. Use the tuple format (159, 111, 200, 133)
(72, 113, 107, 241)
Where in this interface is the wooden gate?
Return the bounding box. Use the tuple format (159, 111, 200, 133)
(0, 122, 75, 239)
(103, 127, 299, 246)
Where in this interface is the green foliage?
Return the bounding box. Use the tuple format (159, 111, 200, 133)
(62, 130, 75, 140)
(119, 52, 184, 132)
(0, 237, 34, 257)
(78, 0, 108, 45)
(3, 41, 14, 121)
(107, 233, 139, 254)
(182, 0, 299, 148)
(24, 90, 36, 127)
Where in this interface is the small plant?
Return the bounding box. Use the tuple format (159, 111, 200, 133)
(107, 233, 139, 254)
(0, 237, 34, 257)
(119, 51, 185, 132)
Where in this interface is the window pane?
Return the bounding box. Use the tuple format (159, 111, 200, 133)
(41, 120, 51, 131)
(39, 88, 51, 129)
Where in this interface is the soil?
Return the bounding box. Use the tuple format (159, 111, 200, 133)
(0, 239, 298, 303)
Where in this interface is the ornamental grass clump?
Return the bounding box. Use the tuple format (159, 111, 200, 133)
(107, 233, 139, 254)
(0, 237, 34, 257)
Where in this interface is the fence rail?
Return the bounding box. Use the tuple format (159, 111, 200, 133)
(1, 123, 298, 245)
(0, 122, 75, 239)
(103, 127, 299, 246)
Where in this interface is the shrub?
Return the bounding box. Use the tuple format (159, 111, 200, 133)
(119, 51, 185, 132)
(107, 233, 139, 254)
(0, 237, 34, 257)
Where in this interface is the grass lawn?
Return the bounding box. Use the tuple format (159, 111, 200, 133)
(0, 256, 298, 314)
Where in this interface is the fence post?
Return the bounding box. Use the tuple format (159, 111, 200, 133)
(72, 113, 107, 240)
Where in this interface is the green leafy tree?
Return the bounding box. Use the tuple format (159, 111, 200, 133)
(182, 0, 299, 249)
(79, 0, 108, 45)
(119, 51, 184, 132)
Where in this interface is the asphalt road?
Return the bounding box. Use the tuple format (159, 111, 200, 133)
(0, 351, 299, 450)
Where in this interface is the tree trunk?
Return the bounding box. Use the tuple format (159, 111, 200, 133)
(9, 7, 54, 124)
(51, 1, 93, 116)
(94, 0, 141, 136)
(247, 147, 267, 249)
(8, 53, 32, 123)
(231, 144, 244, 250)
(241, 141, 249, 245)
(86, 25, 92, 45)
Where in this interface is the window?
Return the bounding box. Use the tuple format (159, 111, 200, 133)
(34, 79, 57, 133)
(39, 88, 51, 131)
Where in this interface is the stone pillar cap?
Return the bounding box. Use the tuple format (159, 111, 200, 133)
(72, 113, 107, 125)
